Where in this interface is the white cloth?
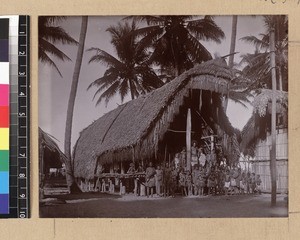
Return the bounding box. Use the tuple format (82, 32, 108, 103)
(199, 153, 206, 167)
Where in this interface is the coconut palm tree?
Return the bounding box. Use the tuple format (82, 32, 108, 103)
(240, 15, 288, 91)
(88, 21, 163, 106)
(38, 17, 78, 77)
(240, 15, 288, 206)
(127, 15, 225, 77)
(64, 16, 88, 193)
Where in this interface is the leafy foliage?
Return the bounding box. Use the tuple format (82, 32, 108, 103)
(240, 15, 288, 91)
(39, 17, 78, 77)
(88, 21, 163, 105)
(127, 16, 225, 77)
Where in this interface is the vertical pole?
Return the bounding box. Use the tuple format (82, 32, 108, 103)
(121, 161, 124, 174)
(186, 108, 191, 171)
(270, 26, 277, 206)
(163, 145, 167, 197)
(39, 145, 45, 199)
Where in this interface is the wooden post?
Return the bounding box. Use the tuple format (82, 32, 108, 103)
(270, 26, 277, 206)
(186, 108, 191, 171)
(121, 161, 124, 174)
(163, 145, 167, 197)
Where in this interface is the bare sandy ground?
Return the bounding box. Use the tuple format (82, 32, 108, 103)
(40, 193, 288, 218)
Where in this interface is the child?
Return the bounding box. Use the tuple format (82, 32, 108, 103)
(101, 178, 106, 192)
(207, 167, 216, 195)
(170, 166, 178, 197)
(198, 166, 206, 196)
(236, 168, 242, 195)
(179, 170, 187, 196)
(246, 172, 251, 194)
(250, 173, 256, 194)
(230, 167, 239, 195)
(224, 169, 230, 195)
(186, 171, 193, 196)
(174, 153, 180, 169)
(192, 165, 200, 195)
(145, 162, 156, 198)
(108, 178, 115, 193)
(240, 171, 246, 195)
(256, 174, 262, 194)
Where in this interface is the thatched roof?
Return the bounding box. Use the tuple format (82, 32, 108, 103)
(39, 127, 67, 166)
(73, 59, 240, 179)
(240, 89, 288, 155)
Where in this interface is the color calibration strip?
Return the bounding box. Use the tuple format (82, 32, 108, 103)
(0, 16, 30, 218)
(0, 18, 10, 214)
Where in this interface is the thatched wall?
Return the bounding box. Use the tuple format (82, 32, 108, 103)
(39, 127, 67, 168)
(73, 59, 240, 179)
(240, 89, 288, 155)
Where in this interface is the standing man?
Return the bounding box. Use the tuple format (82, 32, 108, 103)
(145, 162, 156, 198)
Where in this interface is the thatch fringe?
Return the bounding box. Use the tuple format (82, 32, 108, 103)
(73, 59, 240, 179)
(241, 89, 288, 155)
(39, 127, 67, 163)
(252, 89, 288, 117)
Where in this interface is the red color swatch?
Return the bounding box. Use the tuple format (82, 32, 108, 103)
(0, 106, 9, 127)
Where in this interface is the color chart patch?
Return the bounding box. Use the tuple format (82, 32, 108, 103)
(0, 18, 10, 214)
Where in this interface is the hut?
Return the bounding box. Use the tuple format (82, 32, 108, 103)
(39, 127, 67, 181)
(240, 89, 288, 193)
(73, 59, 242, 181)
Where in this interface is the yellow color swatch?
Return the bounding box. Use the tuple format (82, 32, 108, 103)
(0, 128, 9, 150)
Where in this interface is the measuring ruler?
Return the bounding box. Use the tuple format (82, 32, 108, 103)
(17, 15, 30, 218)
(0, 15, 30, 219)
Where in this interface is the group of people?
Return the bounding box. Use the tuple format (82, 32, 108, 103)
(142, 161, 262, 198)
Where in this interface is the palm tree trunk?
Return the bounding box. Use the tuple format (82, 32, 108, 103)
(278, 67, 283, 91)
(223, 16, 238, 111)
(64, 16, 88, 193)
(229, 16, 238, 68)
(270, 27, 277, 206)
(129, 80, 135, 100)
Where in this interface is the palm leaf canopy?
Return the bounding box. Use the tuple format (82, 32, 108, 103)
(240, 15, 288, 91)
(88, 21, 163, 105)
(38, 16, 78, 77)
(126, 15, 225, 75)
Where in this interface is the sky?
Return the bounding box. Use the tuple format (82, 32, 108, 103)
(39, 16, 265, 151)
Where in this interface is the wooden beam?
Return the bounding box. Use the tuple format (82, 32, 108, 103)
(186, 108, 191, 171)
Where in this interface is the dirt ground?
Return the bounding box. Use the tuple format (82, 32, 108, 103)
(40, 193, 288, 218)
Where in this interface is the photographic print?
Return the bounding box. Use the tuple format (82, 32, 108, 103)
(38, 15, 288, 218)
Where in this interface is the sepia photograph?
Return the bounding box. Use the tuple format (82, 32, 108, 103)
(38, 15, 288, 218)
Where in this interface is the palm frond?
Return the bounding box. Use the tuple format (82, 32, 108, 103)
(240, 35, 269, 50)
(38, 50, 63, 77)
(41, 26, 78, 45)
(39, 38, 72, 62)
(187, 18, 225, 43)
(87, 48, 124, 69)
